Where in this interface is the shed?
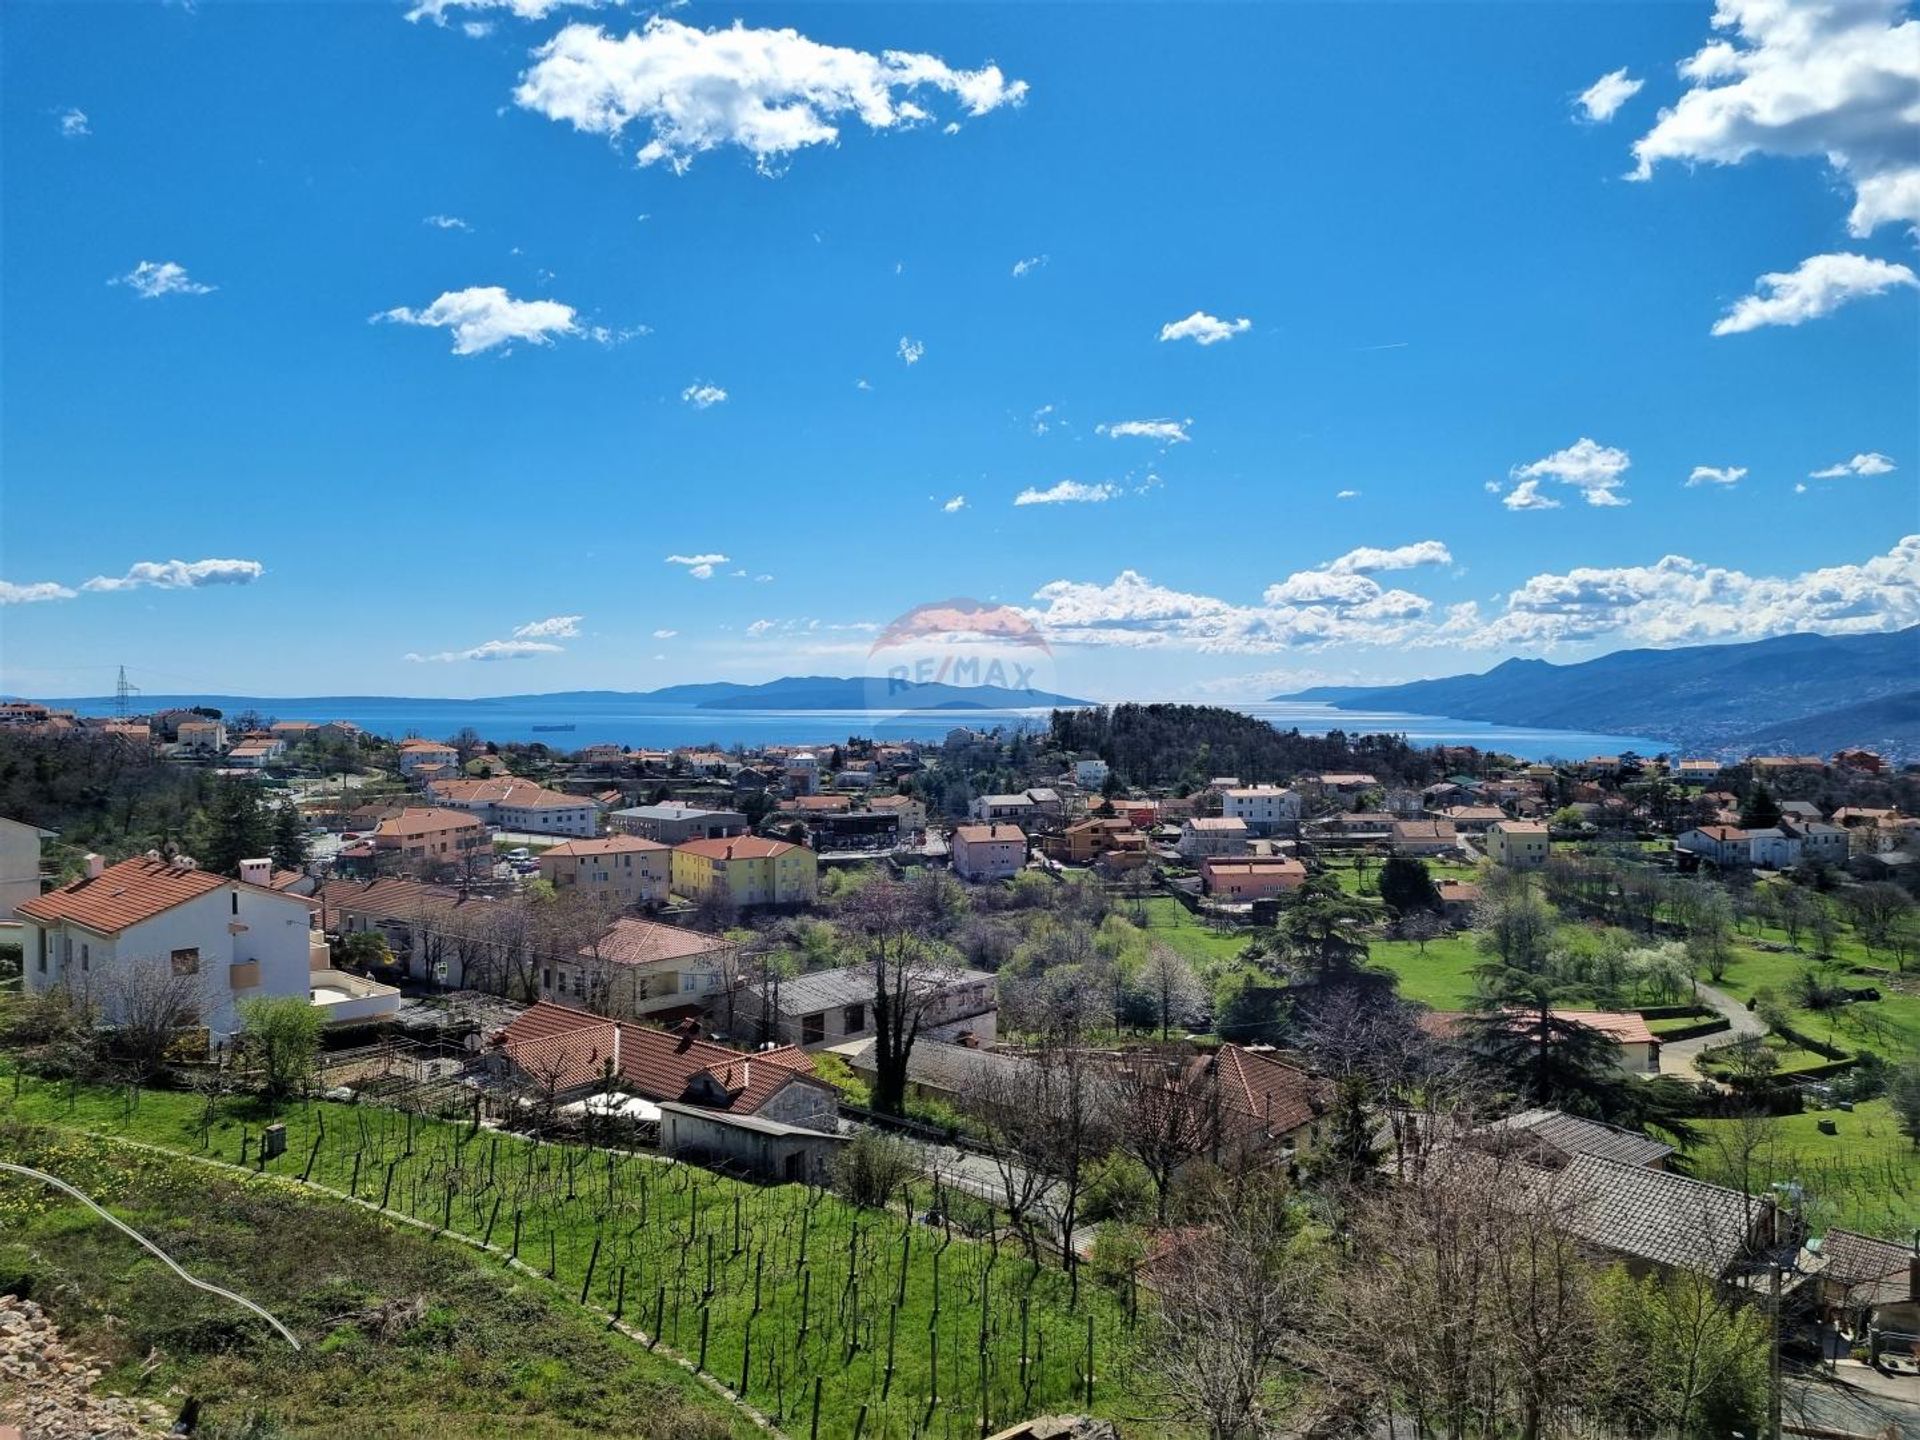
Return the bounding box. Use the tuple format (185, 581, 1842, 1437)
(657, 1101, 845, 1184)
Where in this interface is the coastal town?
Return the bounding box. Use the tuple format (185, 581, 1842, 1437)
(1, 694, 1916, 1437)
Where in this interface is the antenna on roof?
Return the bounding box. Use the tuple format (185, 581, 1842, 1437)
(114, 665, 140, 719)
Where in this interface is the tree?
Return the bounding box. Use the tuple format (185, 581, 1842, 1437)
(195, 777, 269, 877)
(838, 874, 963, 1116)
(1739, 783, 1782, 830)
(1890, 1060, 1920, 1149)
(1378, 855, 1440, 915)
(829, 1130, 919, 1210)
(236, 995, 324, 1105)
(1109, 1045, 1223, 1225)
(1274, 876, 1374, 982)
(103, 965, 202, 1085)
(1399, 908, 1447, 955)
(269, 803, 311, 873)
(1590, 1265, 1769, 1437)
(1845, 883, 1914, 960)
(1144, 1174, 1323, 1440)
(1134, 943, 1205, 1040)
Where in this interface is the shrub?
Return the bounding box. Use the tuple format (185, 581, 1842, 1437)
(1088, 1223, 1148, 1292)
(830, 1130, 919, 1210)
(1081, 1152, 1156, 1225)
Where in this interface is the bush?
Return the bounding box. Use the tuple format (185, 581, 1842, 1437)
(1081, 1152, 1155, 1225)
(830, 1130, 919, 1210)
(1088, 1223, 1147, 1292)
(236, 995, 325, 1104)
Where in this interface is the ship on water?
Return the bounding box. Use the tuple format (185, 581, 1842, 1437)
(530, 723, 576, 732)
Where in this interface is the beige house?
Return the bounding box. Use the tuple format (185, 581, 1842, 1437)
(176, 718, 228, 753)
(372, 807, 490, 876)
(671, 836, 817, 907)
(1392, 819, 1458, 856)
(1201, 856, 1307, 901)
(538, 835, 670, 907)
(1178, 815, 1252, 860)
(541, 915, 736, 1019)
(1487, 819, 1550, 869)
(951, 823, 1027, 880)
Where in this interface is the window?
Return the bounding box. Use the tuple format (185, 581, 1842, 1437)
(801, 1012, 826, 1045)
(231, 893, 240, 915)
(170, 947, 200, 976)
(571, 971, 584, 998)
(542, 967, 552, 991)
(80, 944, 89, 972)
(36, 931, 46, 973)
(842, 1003, 865, 1034)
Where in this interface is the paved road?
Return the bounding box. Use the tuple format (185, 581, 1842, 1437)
(1661, 981, 1769, 1081)
(1785, 1360, 1920, 1438)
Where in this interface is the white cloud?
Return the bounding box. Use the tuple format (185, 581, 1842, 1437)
(1157, 311, 1251, 346)
(942, 495, 967, 513)
(513, 614, 582, 639)
(1575, 67, 1644, 123)
(0, 580, 77, 604)
(376, 286, 579, 355)
(408, 0, 581, 24)
(1711, 252, 1918, 336)
(110, 261, 214, 299)
(407, 638, 563, 663)
(652, 628, 678, 639)
(58, 108, 90, 138)
(746, 619, 776, 636)
(854, 378, 872, 391)
(1030, 403, 1055, 436)
(514, 18, 1027, 174)
(1021, 536, 1920, 655)
(1014, 480, 1119, 506)
(1501, 479, 1562, 511)
(666, 552, 728, 580)
(1099, 419, 1190, 444)
(1509, 437, 1632, 507)
(423, 214, 471, 230)
(681, 381, 728, 408)
(1810, 451, 1897, 478)
(1336, 489, 1360, 500)
(1011, 254, 1048, 277)
(82, 558, 263, 593)
(897, 336, 925, 365)
(1322, 540, 1453, 575)
(1629, 0, 1920, 237)
(462, 21, 492, 37)
(1687, 464, 1748, 487)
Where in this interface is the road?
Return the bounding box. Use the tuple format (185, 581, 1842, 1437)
(1661, 981, 1769, 1081)
(909, 1140, 1099, 1257)
(1784, 1360, 1920, 1438)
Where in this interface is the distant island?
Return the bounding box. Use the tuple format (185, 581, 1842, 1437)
(1278, 626, 1920, 757)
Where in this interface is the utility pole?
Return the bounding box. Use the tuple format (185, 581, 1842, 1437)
(1769, 1262, 1784, 1440)
(114, 665, 140, 719)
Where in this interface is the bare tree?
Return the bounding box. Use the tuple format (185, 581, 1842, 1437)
(965, 1058, 1061, 1255)
(1027, 1039, 1114, 1272)
(1109, 1044, 1222, 1225)
(103, 963, 203, 1085)
(837, 875, 963, 1115)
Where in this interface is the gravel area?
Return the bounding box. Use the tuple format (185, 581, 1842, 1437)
(0, 1294, 172, 1439)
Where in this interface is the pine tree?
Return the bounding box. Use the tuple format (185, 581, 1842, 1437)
(195, 778, 269, 876)
(270, 803, 311, 872)
(1739, 783, 1782, 830)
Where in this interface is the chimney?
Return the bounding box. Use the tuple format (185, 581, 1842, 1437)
(675, 1016, 699, 1052)
(84, 853, 105, 880)
(240, 858, 273, 889)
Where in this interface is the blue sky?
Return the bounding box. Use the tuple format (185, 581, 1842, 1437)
(2, 0, 1916, 703)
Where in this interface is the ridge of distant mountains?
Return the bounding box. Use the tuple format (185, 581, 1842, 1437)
(31, 675, 1091, 714)
(508, 676, 1093, 710)
(1279, 627, 1920, 756)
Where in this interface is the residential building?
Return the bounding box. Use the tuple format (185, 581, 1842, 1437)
(1671, 758, 1722, 785)
(1188, 1043, 1333, 1160)
(0, 815, 55, 918)
(833, 1034, 1031, 1106)
(951, 823, 1027, 881)
(1303, 772, 1379, 809)
(1427, 1008, 1661, 1077)
(495, 1002, 837, 1133)
(1392, 819, 1458, 856)
(225, 738, 285, 769)
(657, 1102, 845, 1185)
(1434, 877, 1482, 921)
(1021, 788, 1066, 828)
(1804, 1229, 1920, 1366)
(609, 803, 747, 845)
(424, 776, 601, 838)
(176, 718, 228, 753)
(1177, 815, 1252, 860)
(542, 915, 736, 1018)
(538, 835, 671, 907)
(16, 853, 367, 1039)
(968, 793, 1037, 825)
(319, 875, 487, 987)
(1676, 825, 1802, 869)
(1200, 856, 1307, 902)
(866, 793, 927, 833)
(785, 752, 820, 796)
(1478, 1108, 1672, 1169)
(1439, 804, 1507, 833)
(270, 721, 319, 743)
(397, 739, 459, 775)
(1221, 785, 1302, 836)
(1072, 757, 1110, 788)
(371, 807, 491, 876)
(1544, 1153, 1777, 1278)
(1783, 820, 1849, 865)
(671, 836, 817, 907)
(734, 963, 997, 1049)
(1046, 817, 1149, 867)
(1777, 800, 1823, 823)
(1487, 819, 1550, 869)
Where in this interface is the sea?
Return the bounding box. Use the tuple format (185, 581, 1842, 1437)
(45, 693, 1666, 764)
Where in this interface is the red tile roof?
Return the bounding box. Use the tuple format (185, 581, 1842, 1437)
(1190, 1044, 1331, 1139)
(496, 1002, 826, 1114)
(18, 856, 314, 935)
(540, 835, 669, 858)
(585, 916, 732, 968)
(674, 836, 804, 861)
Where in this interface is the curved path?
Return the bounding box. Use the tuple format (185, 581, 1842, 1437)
(1659, 982, 1768, 1082)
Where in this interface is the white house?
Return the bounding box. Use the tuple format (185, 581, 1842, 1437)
(1072, 757, 1110, 789)
(15, 853, 376, 1039)
(425, 777, 600, 837)
(176, 718, 228, 753)
(1220, 786, 1301, 836)
(1178, 816, 1252, 860)
(0, 815, 54, 919)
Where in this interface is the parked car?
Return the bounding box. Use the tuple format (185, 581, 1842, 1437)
(505, 847, 531, 862)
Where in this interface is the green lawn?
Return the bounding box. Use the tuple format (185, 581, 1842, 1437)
(1708, 944, 1920, 1060)
(1687, 1099, 1920, 1240)
(1694, 1034, 1838, 1079)
(1131, 896, 1260, 969)
(1365, 936, 1483, 1010)
(1319, 856, 1478, 899)
(0, 1125, 753, 1439)
(0, 1068, 1152, 1440)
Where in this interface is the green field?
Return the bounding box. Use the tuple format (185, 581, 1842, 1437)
(0, 1068, 1150, 1440)
(1320, 856, 1479, 898)
(1709, 944, 1920, 1060)
(0, 1125, 752, 1439)
(1131, 896, 1260, 969)
(1688, 1099, 1919, 1240)
(1364, 937, 1484, 1010)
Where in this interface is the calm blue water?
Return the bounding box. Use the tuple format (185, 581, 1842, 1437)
(46, 692, 1666, 763)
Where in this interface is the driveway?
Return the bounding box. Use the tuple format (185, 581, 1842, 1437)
(1660, 981, 1768, 1082)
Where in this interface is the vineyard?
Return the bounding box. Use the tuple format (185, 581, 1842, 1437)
(0, 1068, 1151, 1439)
